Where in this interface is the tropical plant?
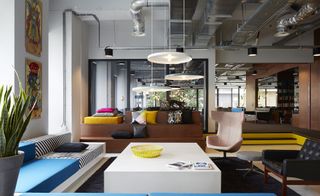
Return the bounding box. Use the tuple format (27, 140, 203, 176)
(0, 83, 34, 158)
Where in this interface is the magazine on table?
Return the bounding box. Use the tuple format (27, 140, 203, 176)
(167, 161, 193, 169)
(193, 162, 213, 170)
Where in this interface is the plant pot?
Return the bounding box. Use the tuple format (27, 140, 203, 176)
(0, 151, 24, 196)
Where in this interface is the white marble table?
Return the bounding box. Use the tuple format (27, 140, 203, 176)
(104, 142, 221, 193)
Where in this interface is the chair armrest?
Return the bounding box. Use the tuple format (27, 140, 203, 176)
(262, 150, 299, 162)
(283, 159, 320, 180)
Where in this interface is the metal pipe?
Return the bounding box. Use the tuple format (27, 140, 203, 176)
(130, 0, 170, 36)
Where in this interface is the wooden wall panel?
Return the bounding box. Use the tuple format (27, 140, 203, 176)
(310, 58, 320, 130)
(298, 64, 311, 129)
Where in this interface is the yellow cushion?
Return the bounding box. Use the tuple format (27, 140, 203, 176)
(84, 116, 123, 125)
(145, 111, 158, 124)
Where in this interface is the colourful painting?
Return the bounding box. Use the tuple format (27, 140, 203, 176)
(26, 59, 42, 119)
(25, 0, 42, 56)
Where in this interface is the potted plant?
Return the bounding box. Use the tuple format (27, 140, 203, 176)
(0, 83, 34, 196)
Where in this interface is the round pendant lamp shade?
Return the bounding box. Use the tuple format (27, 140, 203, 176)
(165, 73, 204, 81)
(248, 47, 257, 57)
(132, 85, 179, 93)
(105, 47, 113, 57)
(147, 52, 192, 65)
(314, 47, 320, 57)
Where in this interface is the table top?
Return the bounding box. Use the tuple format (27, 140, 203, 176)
(105, 142, 220, 172)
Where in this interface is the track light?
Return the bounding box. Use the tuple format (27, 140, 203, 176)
(248, 47, 257, 57)
(176, 47, 184, 53)
(105, 47, 113, 57)
(314, 47, 320, 57)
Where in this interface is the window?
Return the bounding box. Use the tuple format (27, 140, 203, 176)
(218, 89, 232, 108)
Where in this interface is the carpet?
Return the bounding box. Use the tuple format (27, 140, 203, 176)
(76, 157, 299, 196)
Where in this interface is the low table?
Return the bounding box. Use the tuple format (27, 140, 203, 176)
(104, 143, 221, 193)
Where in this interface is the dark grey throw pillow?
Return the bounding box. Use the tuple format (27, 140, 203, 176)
(111, 131, 133, 139)
(54, 143, 89, 152)
(132, 123, 147, 138)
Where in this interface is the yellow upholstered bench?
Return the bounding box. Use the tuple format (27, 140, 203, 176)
(84, 116, 123, 125)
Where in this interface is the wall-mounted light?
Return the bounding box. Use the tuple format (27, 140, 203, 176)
(314, 47, 320, 57)
(105, 47, 113, 57)
(252, 70, 257, 76)
(248, 47, 257, 57)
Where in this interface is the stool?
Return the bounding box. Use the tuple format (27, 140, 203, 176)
(236, 151, 263, 177)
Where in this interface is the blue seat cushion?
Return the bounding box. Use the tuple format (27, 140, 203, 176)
(16, 159, 79, 192)
(19, 194, 147, 196)
(19, 142, 36, 163)
(150, 194, 276, 196)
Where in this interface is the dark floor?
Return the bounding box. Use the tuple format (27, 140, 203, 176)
(77, 157, 299, 196)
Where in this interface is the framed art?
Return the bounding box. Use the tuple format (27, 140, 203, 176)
(26, 59, 42, 119)
(25, 0, 42, 56)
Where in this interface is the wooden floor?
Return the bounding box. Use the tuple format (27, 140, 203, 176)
(206, 145, 320, 196)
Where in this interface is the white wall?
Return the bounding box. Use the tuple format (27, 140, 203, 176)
(0, 0, 14, 86)
(48, 11, 65, 133)
(14, 0, 49, 139)
(96, 62, 108, 109)
(65, 12, 88, 141)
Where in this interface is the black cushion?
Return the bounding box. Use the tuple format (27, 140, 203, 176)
(132, 123, 147, 138)
(111, 131, 133, 139)
(182, 109, 193, 124)
(298, 139, 320, 160)
(54, 143, 89, 152)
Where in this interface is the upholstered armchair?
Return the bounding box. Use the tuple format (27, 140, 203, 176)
(206, 111, 244, 158)
(262, 139, 320, 196)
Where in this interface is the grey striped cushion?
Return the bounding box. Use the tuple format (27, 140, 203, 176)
(39, 143, 104, 168)
(25, 132, 71, 157)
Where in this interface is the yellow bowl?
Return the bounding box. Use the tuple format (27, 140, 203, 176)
(131, 144, 164, 158)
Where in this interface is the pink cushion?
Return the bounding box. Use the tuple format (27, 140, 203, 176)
(97, 108, 115, 113)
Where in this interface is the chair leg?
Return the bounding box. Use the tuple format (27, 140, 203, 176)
(264, 166, 268, 184)
(223, 151, 227, 158)
(282, 176, 287, 196)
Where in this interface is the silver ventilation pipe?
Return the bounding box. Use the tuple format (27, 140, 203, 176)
(130, 0, 170, 36)
(275, 2, 319, 37)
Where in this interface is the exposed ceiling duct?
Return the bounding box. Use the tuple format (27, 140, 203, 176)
(275, 2, 319, 37)
(193, 0, 241, 47)
(130, 0, 170, 36)
(232, 0, 288, 45)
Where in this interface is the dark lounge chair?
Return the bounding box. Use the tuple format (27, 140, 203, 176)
(262, 139, 320, 196)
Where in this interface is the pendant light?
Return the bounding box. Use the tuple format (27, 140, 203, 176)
(147, 1, 192, 65)
(105, 47, 113, 57)
(132, 4, 176, 93)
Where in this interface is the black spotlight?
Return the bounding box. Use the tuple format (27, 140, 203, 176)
(224, 82, 227, 85)
(313, 47, 320, 57)
(105, 47, 113, 57)
(252, 70, 257, 76)
(248, 47, 257, 57)
(176, 47, 184, 53)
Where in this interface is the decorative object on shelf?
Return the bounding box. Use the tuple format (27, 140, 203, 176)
(0, 78, 35, 196)
(25, 0, 42, 56)
(26, 59, 42, 119)
(131, 144, 163, 158)
(248, 47, 257, 57)
(314, 47, 320, 57)
(147, 0, 192, 65)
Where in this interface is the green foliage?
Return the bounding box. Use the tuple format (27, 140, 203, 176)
(0, 84, 34, 158)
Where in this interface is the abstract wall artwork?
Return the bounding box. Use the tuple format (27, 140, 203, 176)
(26, 59, 42, 119)
(25, 0, 42, 56)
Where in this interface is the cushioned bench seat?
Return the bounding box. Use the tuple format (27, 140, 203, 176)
(19, 194, 147, 196)
(84, 116, 123, 125)
(16, 159, 79, 193)
(150, 194, 276, 196)
(19, 142, 36, 163)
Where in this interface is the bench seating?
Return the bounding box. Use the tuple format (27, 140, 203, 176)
(17, 193, 276, 196)
(16, 132, 105, 193)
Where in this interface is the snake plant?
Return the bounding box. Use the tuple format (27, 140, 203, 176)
(0, 83, 34, 158)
